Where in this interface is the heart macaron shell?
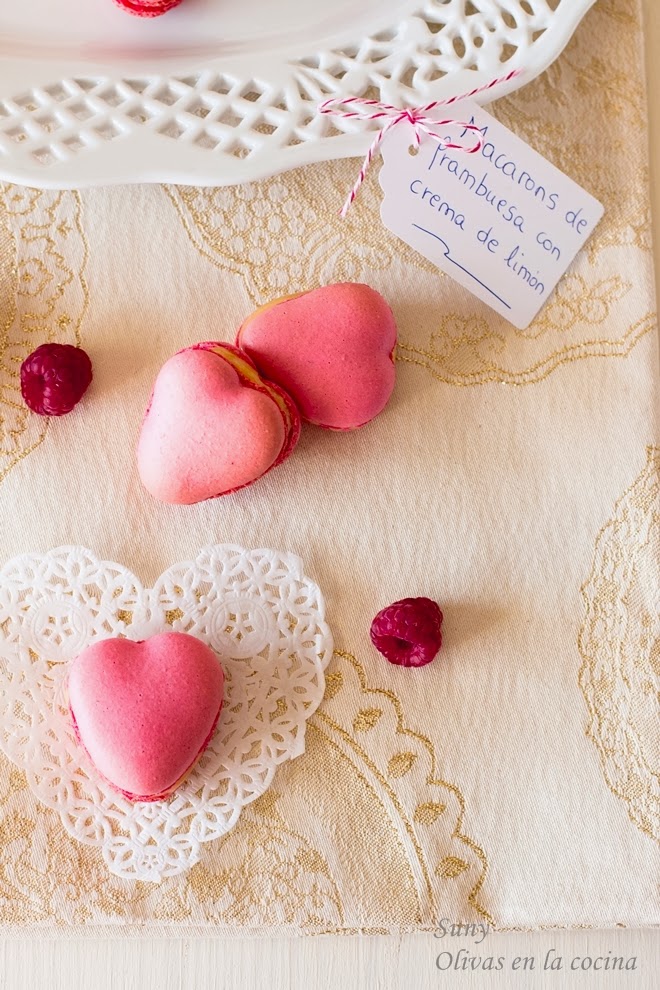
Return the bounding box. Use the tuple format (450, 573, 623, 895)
(68, 632, 224, 803)
(236, 283, 397, 431)
(137, 342, 301, 504)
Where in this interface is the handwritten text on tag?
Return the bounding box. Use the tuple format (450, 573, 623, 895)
(379, 100, 604, 329)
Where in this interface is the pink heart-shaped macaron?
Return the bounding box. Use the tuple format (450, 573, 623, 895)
(68, 632, 224, 802)
(236, 283, 397, 431)
(137, 342, 300, 504)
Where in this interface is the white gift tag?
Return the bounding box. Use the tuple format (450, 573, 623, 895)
(379, 99, 603, 328)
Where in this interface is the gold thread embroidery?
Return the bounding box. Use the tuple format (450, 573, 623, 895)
(313, 712, 432, 915)
(578, 446, 660, 844)
(352, 708, 383, 732)
(184, 815, 345, 929)
(437, 856, 470, 880)
(0, 802, 152, 925)
(387, 752, 418, 778)
(397, 312, 655, 387)
(0, 187, 89, 484)
(495, 0, 651, 263)
(315, 650, 493, 925)
(323, 670, 343, 700)
(306, 722, 424, 924)
(414, 802, 447, 825)
(163, 159, 435, 307)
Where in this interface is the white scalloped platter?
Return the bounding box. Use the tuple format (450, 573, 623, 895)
(0, 0, 595, 188)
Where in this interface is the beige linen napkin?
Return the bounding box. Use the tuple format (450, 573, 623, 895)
(0, 0, 657, 933)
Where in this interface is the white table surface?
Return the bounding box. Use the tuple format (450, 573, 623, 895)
(2, 2, 659, 986)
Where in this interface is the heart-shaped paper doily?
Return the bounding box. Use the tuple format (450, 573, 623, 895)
(0, 545, 332, 881)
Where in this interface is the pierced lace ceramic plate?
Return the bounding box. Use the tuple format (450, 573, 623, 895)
(0, 0, 595, 188)
(0, 545, 332, 881)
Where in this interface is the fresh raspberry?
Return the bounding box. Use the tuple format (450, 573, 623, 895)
(20, 343, 93, 417)
(113, 0, 184, 16)
(370, 597, 443, 668)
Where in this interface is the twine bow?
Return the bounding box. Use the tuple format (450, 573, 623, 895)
(319, 69, 520, 217)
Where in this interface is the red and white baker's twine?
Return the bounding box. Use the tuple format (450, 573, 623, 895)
(319, 69, 520, 217)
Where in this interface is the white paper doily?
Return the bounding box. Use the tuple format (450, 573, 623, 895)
(0, 0, 596, 188)
(0, 545, 332, 882)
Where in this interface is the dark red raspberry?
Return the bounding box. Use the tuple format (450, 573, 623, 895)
(20, 343, 93, 417)
(370, 597, 443, 668)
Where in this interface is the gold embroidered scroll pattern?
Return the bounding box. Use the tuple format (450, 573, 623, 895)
(308, 650, 493, 928)
(579, 447, 660, 844)
(181, 812, 344, 929)
(129, 648, 493, 932)
(164, 157, 436, 307)
(0, 187, 88, 484)
(494, 0, 651, 262)
(0, 762, 151, 925)
(397, 311, 655, 387)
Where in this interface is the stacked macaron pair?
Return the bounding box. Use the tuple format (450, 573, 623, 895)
(137, 283, 398, 505)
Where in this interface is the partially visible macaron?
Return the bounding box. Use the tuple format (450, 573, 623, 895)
(236, 283, 397, 431)
(113, 0, 184, 17)
(137, 342, 300, 504)
(68, 632, 224, 803)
